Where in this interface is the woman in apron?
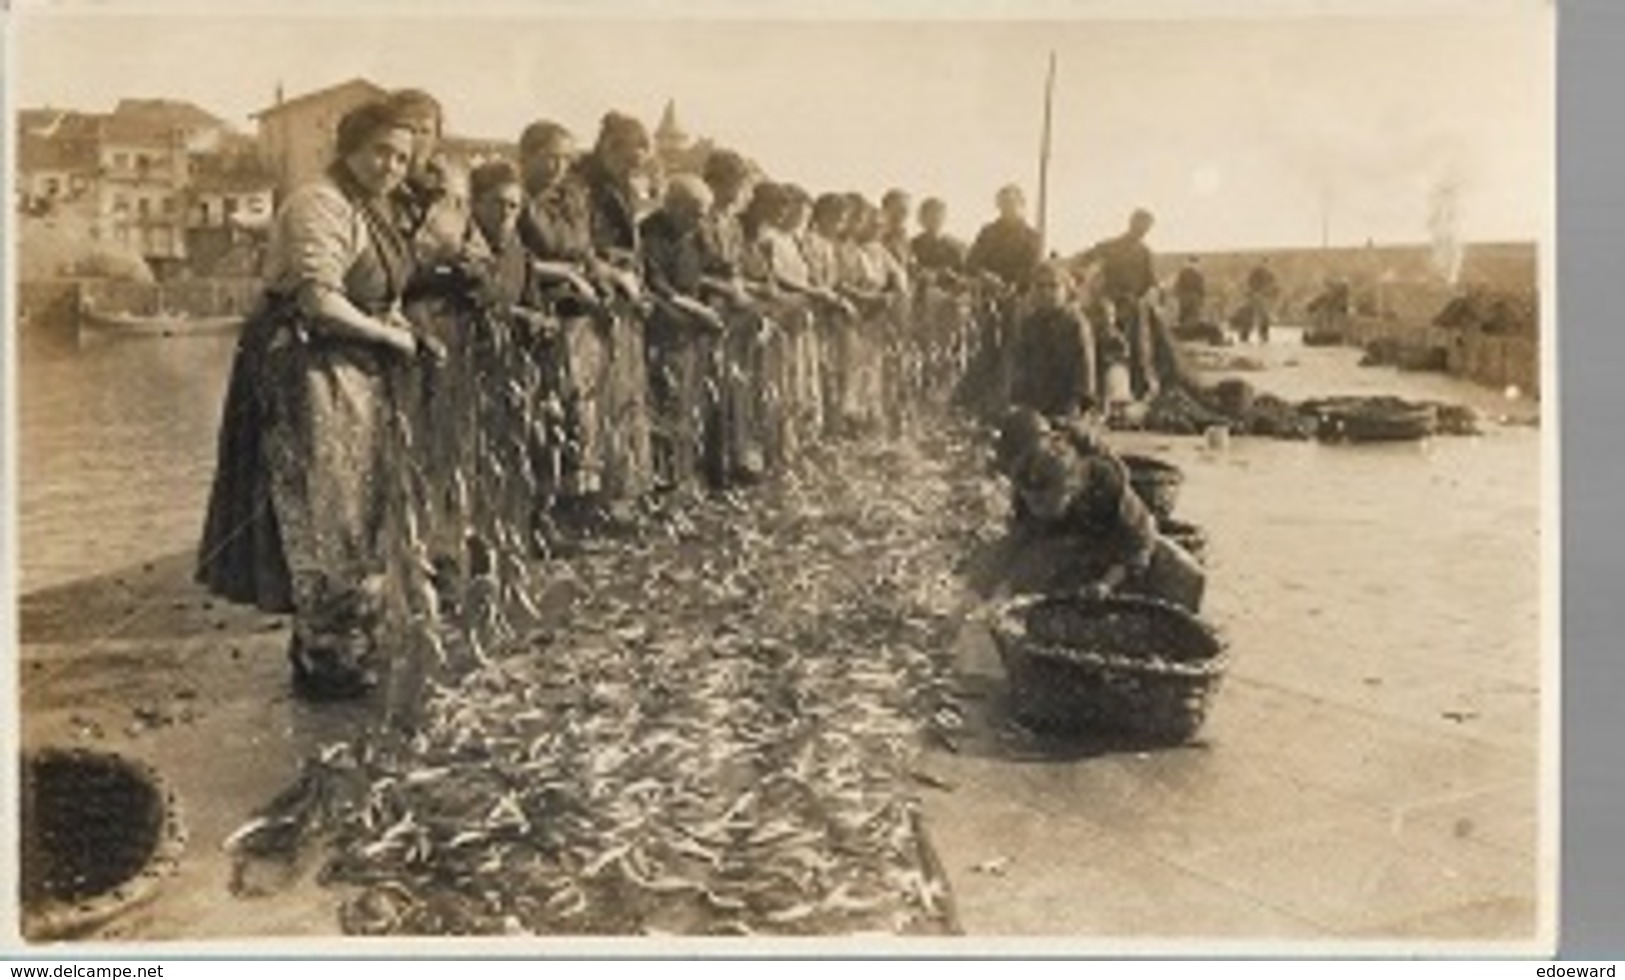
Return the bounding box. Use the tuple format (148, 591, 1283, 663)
(197, 100, 440, 700)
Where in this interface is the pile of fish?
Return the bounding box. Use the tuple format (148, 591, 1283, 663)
(1136, 384, 1317, 440)
(307, 420, 1007, 936)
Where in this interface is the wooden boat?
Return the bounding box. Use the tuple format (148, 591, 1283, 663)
(1300, 328, 1345, 347)
(79, 303, 242, 340)
(1303, 396, 1437, 443)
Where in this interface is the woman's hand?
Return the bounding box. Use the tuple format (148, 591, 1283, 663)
(377, 310, 420, 356)
(415, 331, 448, 365)
(675, 295, 726, 333)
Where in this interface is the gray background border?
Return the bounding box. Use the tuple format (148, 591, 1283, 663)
(1559, 0, 1622, 959)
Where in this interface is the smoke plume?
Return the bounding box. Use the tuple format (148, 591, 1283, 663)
(1427, 174, 1465, 286)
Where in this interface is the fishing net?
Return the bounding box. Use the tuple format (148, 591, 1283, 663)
(229, 291, 1005, 936)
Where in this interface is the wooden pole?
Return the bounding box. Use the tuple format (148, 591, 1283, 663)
(1037, 51, 1057, 256)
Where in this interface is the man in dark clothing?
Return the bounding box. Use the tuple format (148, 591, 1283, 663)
(1079, 208, 1157, 304)
(1076, 208, 1160, 396)
(1172, 256, 1207, 335)
(1242, 260, 1280, 343)
(967, 184, 1043, 289)
(911, 197, 967, 281)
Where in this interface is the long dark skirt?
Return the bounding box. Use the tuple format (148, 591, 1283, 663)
(196, 306, 294, 613)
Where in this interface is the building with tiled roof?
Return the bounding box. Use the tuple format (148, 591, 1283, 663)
(252, 78, 390, 198)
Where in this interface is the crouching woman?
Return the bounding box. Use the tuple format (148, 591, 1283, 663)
(1005, 418, 1205, 611)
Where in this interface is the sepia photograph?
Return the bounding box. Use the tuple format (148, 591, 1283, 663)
(6, 0, 1556, 954)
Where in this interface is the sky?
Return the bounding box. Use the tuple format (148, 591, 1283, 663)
(13, 2, 1553, 254)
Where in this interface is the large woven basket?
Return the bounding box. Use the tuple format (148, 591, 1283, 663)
(20, 747, 187, 941)
(1157, 517, 1208, 565)
(1121, 454, 1184, 520)
(990, 594, 1227, 743)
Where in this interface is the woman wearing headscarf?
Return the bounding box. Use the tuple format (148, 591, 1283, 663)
(197, 99, 440, 700)
(695, 149, 769, 485)
(575, 111, 656, 507)
(377, 88, 480, 588)
(641, 174, 726, 494)
(804, 193, 854, 438)
(515, 119, 610, 530)
(385, 89, 466, 261)
(451, 160, 561, 545)
(735, 181, 796, 466)
(744, 181, 845, 456)
(834, 196, 907, 435)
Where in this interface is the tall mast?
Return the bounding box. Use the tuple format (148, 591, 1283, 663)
(1037, 50, 1057, 256)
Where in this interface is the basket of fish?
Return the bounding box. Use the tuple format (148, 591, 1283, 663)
(1120, 453, 1184, 520)
(991, 594, 1227, 743)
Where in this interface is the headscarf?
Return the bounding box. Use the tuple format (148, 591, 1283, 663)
(470, 159, 522, 201)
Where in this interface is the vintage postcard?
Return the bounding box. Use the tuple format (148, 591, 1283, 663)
(4, 0, 1557, 956)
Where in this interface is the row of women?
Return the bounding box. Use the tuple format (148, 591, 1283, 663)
(194, 91, 1038, 701)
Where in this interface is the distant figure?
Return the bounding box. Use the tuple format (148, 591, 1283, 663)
(1306, 275, 1352, 341)
(1241, 259, 1280, 343)
(910, 197, 967, 284)
(1005, 262, 1097, 418)
(880, 188, 914, 270)
(1076, 208, 1159, 397)
(1172, 256, 1207, 335)
(967, 184, 1043, 289)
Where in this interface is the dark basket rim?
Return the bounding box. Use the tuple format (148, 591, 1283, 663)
(21, 746, 188, 942)
(1006, 638, 1229, 679)
(990, 593, 1228, 679)
(1119, 454, 1184, 481)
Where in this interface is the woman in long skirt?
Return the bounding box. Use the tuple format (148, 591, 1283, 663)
(196, 100, 434, 700)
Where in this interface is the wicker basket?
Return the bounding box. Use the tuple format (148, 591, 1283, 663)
(20, 747, 187, 941)
(1157, 517, 1208, 565)
(1121, 453, 1183, 520)
(990, 594, 1227, 743)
